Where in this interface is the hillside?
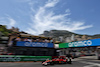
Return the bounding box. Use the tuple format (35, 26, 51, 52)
(1, 24, 100, 40)
(40, 30, 100, 43)
(40, 30, 82, 38)
(0, 25, 13, 36)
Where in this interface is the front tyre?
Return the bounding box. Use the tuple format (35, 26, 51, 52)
(43, 63, 48, 66)
(50, 62, 54, 65)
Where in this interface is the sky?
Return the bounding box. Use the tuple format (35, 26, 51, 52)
(0, 0, 100, 35)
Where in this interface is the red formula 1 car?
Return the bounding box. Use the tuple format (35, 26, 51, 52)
(42, 59, 54, 66)
(42, 56, 72, 66)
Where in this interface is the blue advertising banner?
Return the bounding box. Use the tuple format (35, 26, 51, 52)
(68, 38, 100, 47)
(16, 41, 54, 48)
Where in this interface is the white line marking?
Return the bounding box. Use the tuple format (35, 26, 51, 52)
(80, 61, 100, 67)
(84, 65, 97, 67)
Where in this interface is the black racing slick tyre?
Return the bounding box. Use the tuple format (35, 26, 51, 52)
(56, 61, 59, 64)
(50, 62, 54, 65)
(68, 60, 72, 64)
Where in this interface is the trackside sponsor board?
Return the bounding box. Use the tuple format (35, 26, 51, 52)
(59, 43, 69, 48)
(16, 41, 54, 48)
(0, 55, 51, 62)
(59, 38, 100, 48)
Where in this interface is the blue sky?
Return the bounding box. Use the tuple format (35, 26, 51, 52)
(0, 0, 100, 35)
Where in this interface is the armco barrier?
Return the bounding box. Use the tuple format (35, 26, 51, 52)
(0, 55, 51, 62)
(59, 38, 100, 48)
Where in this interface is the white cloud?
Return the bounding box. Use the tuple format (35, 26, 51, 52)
(65, 9, 70, 13)
(8, 17, 16, 26)
(45, 0, 59, 8)
(25, 0, 93, 35)
(0, 16, 16, 28)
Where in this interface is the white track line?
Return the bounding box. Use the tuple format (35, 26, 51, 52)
(80, 61, 100, 67)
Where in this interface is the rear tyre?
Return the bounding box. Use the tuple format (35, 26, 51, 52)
(68, 61, 72, 64)
(67, 59, 72, 64)
(61, 61, 65, 64)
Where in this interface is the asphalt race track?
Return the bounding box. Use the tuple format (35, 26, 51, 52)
(0, 56, 100, 67)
